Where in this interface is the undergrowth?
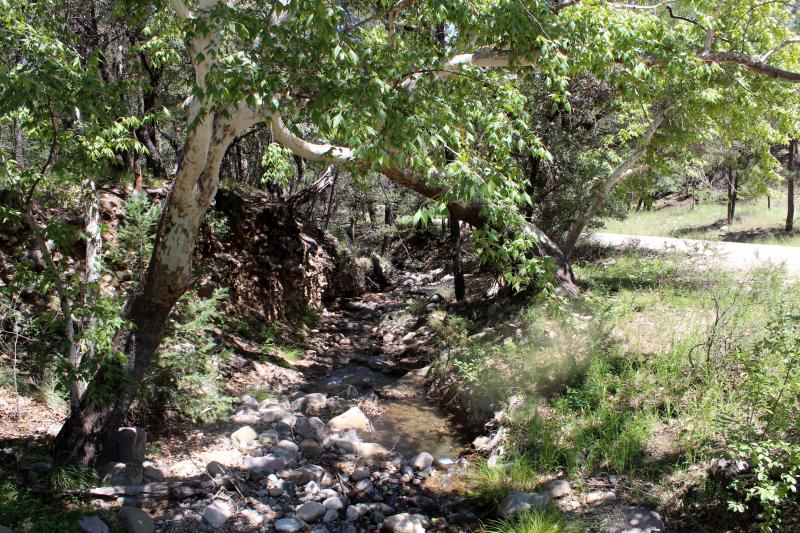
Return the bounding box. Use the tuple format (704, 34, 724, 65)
(453, 250, 800, 530)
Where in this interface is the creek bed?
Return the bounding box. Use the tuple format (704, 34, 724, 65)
(310, 363, 467, 459)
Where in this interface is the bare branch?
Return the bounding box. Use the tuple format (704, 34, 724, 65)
(762, 38, 800, 63)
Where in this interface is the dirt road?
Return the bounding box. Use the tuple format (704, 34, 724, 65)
(586, 232, 800, 276)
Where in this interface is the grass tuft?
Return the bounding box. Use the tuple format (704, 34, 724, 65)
(481, 508, 582, 533)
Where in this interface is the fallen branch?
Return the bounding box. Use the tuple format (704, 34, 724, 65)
(67, 480, 214, 499)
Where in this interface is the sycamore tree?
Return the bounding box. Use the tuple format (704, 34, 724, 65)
(3, 0, 800, 464)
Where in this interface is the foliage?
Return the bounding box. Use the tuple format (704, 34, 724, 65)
(108, 193, 161, 279)
(727, 440, 800, 532)
(143, 288, 234, 423)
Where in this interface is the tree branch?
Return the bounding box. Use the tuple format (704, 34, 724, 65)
(700, 50, 800, 82)
(762, 38, 800, 63)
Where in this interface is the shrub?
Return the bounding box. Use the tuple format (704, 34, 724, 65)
(141, 288, 234, 423)
(726, 440, 800, 532)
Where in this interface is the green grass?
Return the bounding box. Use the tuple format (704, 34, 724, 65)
(602, 193, 800, 246)
(481, 508, 582, 533)
(461, 250, 800, 525)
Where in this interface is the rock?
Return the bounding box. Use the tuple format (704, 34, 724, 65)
(346, 504, 368, 521)
(323, 508, 339, 523)
(292, 393, 328, 416)
(325, 382, 359, 399)
(408, 495, 436, 512)
(381, 513, 430, 533)
(99, 462, 142, 485)
(586, 491, 617, 505)
(202, 501, 233, 529)
(259, 430, 280, 446)
(142, 464, 164, 481)
(79, 516, 109, 533)
(206, 461, 226, 477)
(499, 490, 550, 518)
(119, 506, 154, 533)
(351, 466, 370, 481)
(113, 427, 146, 464)
(166, 459, 201, 478)
(354, 478, 373, 494)
(0, 527, 12, 533)
(300, 439, 322, 457)
(284, 465, 326, 485)
(358, 442, 390, 458)
(410, 452, 433, 470)
(609, 507, 665, 533)
(243, 455, 286, 475)
(328, 407, 374, 433)
(296, 416, 327, 440)
(323, 495, 344, 510)
(544, 479, 571, 498)
(274, 518, 303, 533)
(240, 394, 260, 410)
(272, 439, 300, 460)
(231, 426, 258, 447)
(296, 501, 327, 523)
(261, 406, 291, 423)
(305, 480, 320, 494)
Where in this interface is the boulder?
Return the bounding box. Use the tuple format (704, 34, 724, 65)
(118, 506, 154, 533)
(202, 501, 233, 529)
(381, 513, 430, 533)
(78, 516, 109, 533)
(296, 501, 327, 523)
(499, 490, 550, 518)
(328, 407, 374, 433)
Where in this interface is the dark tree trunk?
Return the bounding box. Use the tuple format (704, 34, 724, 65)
(726, 167, 737, 224)
(788, 140, 796, 232)
(322, 169, 338, 231)
(449, 212, 465, 301)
